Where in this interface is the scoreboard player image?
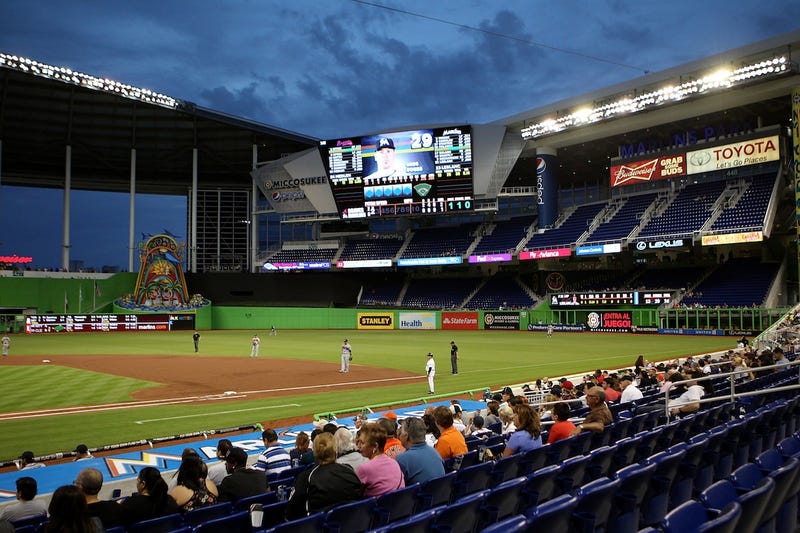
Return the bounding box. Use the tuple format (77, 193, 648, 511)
(362, 131, 436, 184)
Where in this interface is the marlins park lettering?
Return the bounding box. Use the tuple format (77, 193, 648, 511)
(357, 313, 394, 329)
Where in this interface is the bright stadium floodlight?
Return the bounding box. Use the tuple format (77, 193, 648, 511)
(520, 54, 794, 140)
(0, 52, 181, 109)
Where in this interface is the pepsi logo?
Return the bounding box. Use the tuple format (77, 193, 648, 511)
(536, 157, 546, 175)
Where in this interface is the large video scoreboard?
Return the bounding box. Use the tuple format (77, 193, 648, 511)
(549, 291, 673, 307)
(320, 125, 473, 219)
(25, 314, 195, 333)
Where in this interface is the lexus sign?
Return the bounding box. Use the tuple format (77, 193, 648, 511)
(631, 239, 687, 252)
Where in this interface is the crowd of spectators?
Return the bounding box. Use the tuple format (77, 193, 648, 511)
(2, 343, 794, 530)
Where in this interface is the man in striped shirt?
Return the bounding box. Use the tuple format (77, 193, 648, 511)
(254, 429, 291, 478)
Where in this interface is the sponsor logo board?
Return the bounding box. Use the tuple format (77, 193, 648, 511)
(519, 248, 571, 260)
(398, 312, 435, 330)
(483, 312, 520, 330)
(357, 313, 394, 329)
(442, 312, 479, 330)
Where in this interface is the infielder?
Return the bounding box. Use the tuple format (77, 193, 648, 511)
(249, 334, 261, 358)
(340, 339, 352, 373)
(426, 352, 436, 394)
(1, 335, 9, 357)
(449, 340, 459, 374)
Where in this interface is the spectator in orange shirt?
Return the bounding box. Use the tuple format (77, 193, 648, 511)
(432, 406, 467, 459)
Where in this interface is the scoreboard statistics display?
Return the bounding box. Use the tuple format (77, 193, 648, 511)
(320, 125, 474, 219)
(549, 291, 673, 307)
(25, 314, 195, 334)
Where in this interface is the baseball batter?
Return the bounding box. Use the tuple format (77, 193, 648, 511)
(426, 352, 436, 394)
(249, 334, 261, 358)
(340, 339, 352, 373)
(1, 335, 9, 357)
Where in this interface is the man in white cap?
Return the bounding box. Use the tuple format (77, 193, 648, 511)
(426, 352, 436, 395)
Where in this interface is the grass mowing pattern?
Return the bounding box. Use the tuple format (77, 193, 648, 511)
(0, 329, 736, 459)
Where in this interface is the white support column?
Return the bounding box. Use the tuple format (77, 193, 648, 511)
(62, 145, 72, 271)
(128, 148, 137, 272)
(190, 148, 198, 273)
(251, 144, 258, 273)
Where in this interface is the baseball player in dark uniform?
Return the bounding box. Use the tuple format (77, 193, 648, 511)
(450, 340, 459, 374)
(192, 331, 200, 353)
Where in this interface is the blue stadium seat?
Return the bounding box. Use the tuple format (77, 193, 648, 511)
(477, 513, 527, 533)
(479, 476, 526, 527)
(554, 455, 589, 496)
(416, 471, 456, 510)
(183, 501, 233, 527)
(264, 511, 324, 533)
(373, 483, 419, 527)
(9, 514, 47, 531)
(489, 453, 522, 487)
(127, 512, 186, 533)
(430, 489, 489, 533)
(584, 445, 616, 482)
(520, 464, 560, 509)
(192, 509, 249, 533)
(640, 447, 687, 526)
(610, 462, 657, 532)
(369, 508, 439, 533)
(323, 497, 376, 533)
(661, 500, 741, 533)
(253, 500, 289, 531)
(573, 476, 620, 533)
(517, 445, 549, 476)
(233, 491, 279, 511)
(699, 477, 774, 533)
(452, 462, 492, 500)
(522, 493, 578, 531)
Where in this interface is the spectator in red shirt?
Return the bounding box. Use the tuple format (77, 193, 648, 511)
(546, 402, 576, 444)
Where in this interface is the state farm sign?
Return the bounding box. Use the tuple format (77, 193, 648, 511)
(442, 312, 479, 330)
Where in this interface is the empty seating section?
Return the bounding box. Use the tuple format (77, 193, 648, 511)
(401, 224, 478, 259)
(630, 266, 707, 291)
(524, 202, 606, 249)
(401, 277, 479, 309)
(710, 173, 776, 231)
(340, 237, 405, 261)
(472, 217, 532, 254)
(682, 257, 779, 307)
(267, 247, 337, 263)
(465, 274, 536, 310)
(360, 279, 405, 307)
(638, 180, 728, 239)
(585, 192, 658, 243)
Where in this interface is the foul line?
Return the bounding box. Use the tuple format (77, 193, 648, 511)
(134, 404, 301, 424)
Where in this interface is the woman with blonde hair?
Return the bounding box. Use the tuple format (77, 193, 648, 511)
(285, 432, 362, 520)
(498, 405, 516, 435)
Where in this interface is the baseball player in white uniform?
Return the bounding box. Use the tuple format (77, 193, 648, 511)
(249, 334, 261, 358)
(1, 335, 10, 356)
(426, 352, 436, 394)
(340, 339, 352, 373)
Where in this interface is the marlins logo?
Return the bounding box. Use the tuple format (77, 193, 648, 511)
(587, 312, 601, 329)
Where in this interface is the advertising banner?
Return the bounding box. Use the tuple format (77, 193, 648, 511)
(686, 135, 780, 174)
(483, 311, 521, 330)
(397, 256, 463, 267)
(536, 153, 559, 226)
(630, 239, 688, 252)
(527, 323, 585, 333)
(575, 243, 621, 256)
(468, 253, 512, 263)
(700, 231, 763, 246)
(610, 155, 687, 187)
(336, 259, 392, 269)
(519, 248, 571, 260)
(357, 312, 394, 330)
(442, 311, 479, 330)
(586, 311, 632, 332)
(398, 312, 436, 330)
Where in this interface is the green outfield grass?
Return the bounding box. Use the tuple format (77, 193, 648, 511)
(0, 329, 735, 460)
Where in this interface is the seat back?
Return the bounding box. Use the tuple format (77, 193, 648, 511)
(452, 462, 492, 499)
(183, 501, 233, 527)
(523, 493, 579, 531)
(416, 471, 456, 510)
(191, 509, 249, 533)
(573, 476, 620, 532)
(431, 489, 489, 533)
(373, 483, 419, 527)
(520, 464, 560, 509)
(323, 497, 376, 533)
(269, 511, 325, 533)
(127, 513, 186, 533)
(479, 476, 526, 528)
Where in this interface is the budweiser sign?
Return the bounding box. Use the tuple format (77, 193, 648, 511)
(610, 155, 686, 187)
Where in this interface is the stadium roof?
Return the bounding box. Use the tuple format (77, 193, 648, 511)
(0, 54, 317, 195)
(497, 29, 800, 186)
